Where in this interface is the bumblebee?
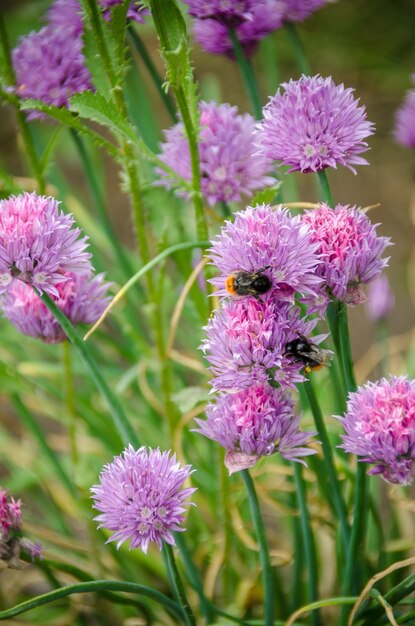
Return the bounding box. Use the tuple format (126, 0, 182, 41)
(225, 266, 272, 298)
(284, 336, 333, 373)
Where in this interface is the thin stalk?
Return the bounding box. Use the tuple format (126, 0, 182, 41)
(316, 169, 334, 207)
(338, 301, 357, 393)
(163, 543, 196, 626)
(128, 27, 177, 123)
(228, 27, 262, 119)
(303, 380, 350, 553)
(219, 201, 232, 218)
(63, 341, 78, 468)
(39, 290, 140, 448)
(220, 449, 232, 602)
(174, 534, 214, 623)
(293, 463, 320, 626)
(284, 22, 311, 75)
(69, 128, 134, 279)
(241, 469, 274, 626)
(0, 14, 46, 193)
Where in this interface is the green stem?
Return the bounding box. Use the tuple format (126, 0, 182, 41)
(63, 341, 78, 468)
(174, 534, 214, 623)
(220, 449, 232, 603)
(293, 463, 320, 626)
(303, 380, 350, 553)
(338, 301, 357, 393)
(316, 169, 334, 207)
(39, 291, 140, 448)
(219, 201, 232, 218)
(128, 27, 177, 123)
(241, 469, 274, 626)
(163, 543, 196, 626)
(284, 22, 311, 75)
(69, 128, 134, 280)
(0, 580, 182, 621)
(0, 14, 46, 193)
(228, 28, 263, 119)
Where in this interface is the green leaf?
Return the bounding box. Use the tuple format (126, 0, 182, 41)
(251, 181, 283, 206)
(171, 387, 209, 413)
(149, 0, 187, 54)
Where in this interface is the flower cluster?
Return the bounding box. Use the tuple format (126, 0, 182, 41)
(0, 192, 110, 343)
(339, 376, 415, 485)
(301, 203, 391, 305)
(394, 79, 415, 148)
(157, 101, 273, 206)
(256, 75, 375, 174)
(91, 446, 196, 553)
(196, 204, 318, 472)
(0, 488, 41, 565)
(186, 0, 331, 57)
(48, 0, 148, 28)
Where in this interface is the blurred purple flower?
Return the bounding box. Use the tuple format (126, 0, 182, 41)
(301, 204, 391, 305)
(1, 272, 111, 343)
(277, 0, 332, 22)
(365, 274, 394, 322)
(256, 75, 375, 173)
(13, 25, 92, 119)
(157, 102, 273, 206)
(0, 488, 41, 565)
(339, 376, 415, 485)
(192, 1, 283, 57)
(183, 0, 258, 26)
(47, 0, 83, 35)
(208, 204, 322, 301)
(195, 384, 317, 473)
(394, 88, 415, 149)
(0, 193, 92, 297)
(202, 298, 322, 391)
(91, 446, 196, 553)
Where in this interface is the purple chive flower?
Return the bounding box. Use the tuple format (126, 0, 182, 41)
(0, 193, 92, 297)
(302, 203, 391, 305)
(202, 298, 322, 391)
(394, 86, 415, 148)
(158, 102, 273, 206)
(195, 384, 317, 474)
(91, 446, 196, 554)
(256, 75, 375, 174)
(13, 25, 92, 119)
(339, 376, 415, 485)
(192, 1, 283, 57)
(0, 488, 41, 565)
(209, 204, 322, 302)
(277, 0, 332, 22)
(183, 0, 258, 26)
(365, 274, 395, 322)
(47, 0, 84, 36)
(1, 272, 111, 343)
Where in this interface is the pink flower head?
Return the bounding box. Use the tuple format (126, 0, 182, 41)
(1, 272, 111, 343)
(202, 298, 322, 391)
(256, 75, 375, 173)
(365, 274, 394, 322)
(277, 0, 332, 22)
(192, 1, 283, 57)
(157, 102, 273, 206)
(13, 25, 92, 119)
(0, 193, 92, 297)
(0, 488, 41, 564)
(209, 204, 322, 302)
(194, 384, 317, 474)
(301, 203, 391, 305)
(394, 87, 415, 149)
(339, 376, 415, 485)
(91, 446, 196, 554)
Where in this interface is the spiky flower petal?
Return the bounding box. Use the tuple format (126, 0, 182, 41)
(13, 25, 91, 119)
(1, 272, 110, 343)
(0, 193, 92, 297)
(91, 446, 196, 554)
(394, 85, 415, 148)
(256, 75, 374, 173)
(0, 488, 41, 565)
(301, 203, 391, 305)
(195, 384, 316, 473)
(157, 102, 273, 206)
(209, 204, 322, 301)
(339, 376, 415, 485)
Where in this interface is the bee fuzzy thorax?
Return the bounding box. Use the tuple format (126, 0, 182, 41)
(225, 267, 272, 298)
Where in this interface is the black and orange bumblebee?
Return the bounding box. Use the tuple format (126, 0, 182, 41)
(225, 266, 272, 298)
(284, 336, 333, 374)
